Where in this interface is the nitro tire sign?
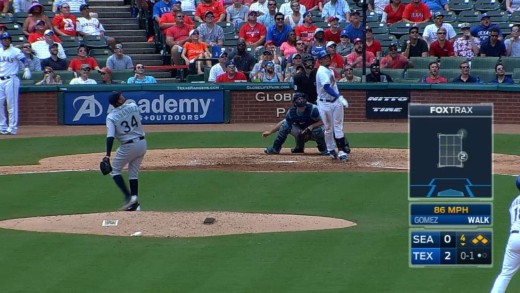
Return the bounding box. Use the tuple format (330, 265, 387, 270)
(366, 90, 410, 119)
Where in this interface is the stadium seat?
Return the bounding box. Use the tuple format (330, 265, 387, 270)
(481, 10, 509, 23)
(442, 69, 462, 81)
(409, 56, 439, 70)
(456, 10, 481, 23)
(498, 57, 520, 72)
(383, 68, 405, 81)
(54, 70, 75, 84)
(470, 57, 499, 70)
(403, 68, 428, 81)
(439, 57, 468, 70)
(83, 35, 109, 50)
(449, 0, 474, 14)
(89, 48, 111, 57)
(389, 22, 415, 39)
(471, 69, 497, 83)
(474, 0, 500, 12)
(510, 11, 520, 23)
(443, 11, 457, 23)
(111, 70, 134, 82)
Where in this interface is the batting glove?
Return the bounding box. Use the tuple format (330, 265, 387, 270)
(339, 95, 349, 108)
(22, 68, 31, 80)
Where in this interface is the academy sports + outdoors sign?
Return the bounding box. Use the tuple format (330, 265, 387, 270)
(63, 90, 224, 125)
(365, 90, 411, 119)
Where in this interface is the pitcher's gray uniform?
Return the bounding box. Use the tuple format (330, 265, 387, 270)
(105, 91, 147, 211)
(491, 176, 520, 293)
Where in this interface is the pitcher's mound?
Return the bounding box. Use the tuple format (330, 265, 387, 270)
(0, 211, 357, 238)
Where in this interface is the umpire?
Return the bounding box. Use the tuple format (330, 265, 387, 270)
(263, 92, 327, 155)
(293, 54, 318, 104)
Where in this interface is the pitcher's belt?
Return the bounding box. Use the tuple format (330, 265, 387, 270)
(123, 136, 145, 145)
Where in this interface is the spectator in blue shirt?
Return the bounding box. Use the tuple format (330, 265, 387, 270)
(267, 12, 293, 46)
(470, 13, 502, 44)
(489, 63, 514, 84)
(342, 10, 363, 42)
(423, 0, 449, 13)
(480, 28, 506, 57)
(153, 0, 176, 23)
(127, 64, 158, 83)
(322, 0, 350, 23)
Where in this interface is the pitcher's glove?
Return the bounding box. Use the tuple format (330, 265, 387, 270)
(298, 128, 312, 142)
(99, 157, 112, 175)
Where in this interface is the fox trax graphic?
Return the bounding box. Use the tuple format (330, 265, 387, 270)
(64, 91, 225, 125)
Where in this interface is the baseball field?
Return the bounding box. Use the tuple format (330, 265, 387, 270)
(0, 123, 519, 293)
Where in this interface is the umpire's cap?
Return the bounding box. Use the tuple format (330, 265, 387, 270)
(516, 176, 520, 191)
(109, 91, 122, 107)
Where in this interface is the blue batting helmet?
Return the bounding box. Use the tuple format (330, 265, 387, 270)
(316, 49, 330, 59)
(516, 176, 520, 191)
(0, 32, 11, 40)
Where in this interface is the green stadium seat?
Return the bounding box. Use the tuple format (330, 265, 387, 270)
(470, 57, 499, 70)
(439, 57, 468, 70)
(409, 57, 439, 70)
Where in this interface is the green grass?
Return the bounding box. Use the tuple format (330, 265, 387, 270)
(0, 132, 517, 292)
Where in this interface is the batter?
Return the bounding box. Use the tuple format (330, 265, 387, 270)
(104, 91, 147, 211)
(0, 32, 31, 135)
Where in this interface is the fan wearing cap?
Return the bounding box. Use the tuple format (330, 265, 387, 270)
(267, 12, 293, 47)
(28, 21, 61, 44)
(53, 0, 87, 13)
(322, 0, 350, 23)
(338, 63, 361, 83)
(365, 26, 382, 57)
(279, 0, 307, 18)
(422, 11, 456, 46)
(317, 41, 343, 76)
(336, 30, 353, 56)
(69, 64, 97, 84)
(380, 43, 412, 69)
(98, 67, 118, 84)
(324, 16, 340, 43)
(366, 61, 393, 82)
(250, 49, 283, 79)
(77, 4, 117, 50)
(238, 10, 267, 50)
(401, 26, 428, 58)
(31, 30, 67, 60)
(428, 27, 454, 58)
(215, 61, 248, 82)
(181, 29, 212, 75)
(0, 32, 31, 135)
(284, 0, 304, 29)
(382, 0, 405, 25)
(208, 51, 228, 82)
(41, 43, 68, 71)
(52, 3, 77, 37)
(284, 52, 304, 82)
(342, 10, 363, 42)
(294, 13, 317, 45)
(470, 13, 503, 44)
(226, 0, 249, 24)
(68, 44, 101, 73)
(346, 38, 375, 68)
(402, 0, 431, 24)
(159, 5, 194, 34)
(453, 23, 480, 59)
(255, 60, 283, 82)
(197, 11, 224, 47)
(480, 28, 506, 57)
(308, 27, 327, 50)
(23, 3, 52, 37)
(315, 48, 350, 161)
(194, 0, 226, 22)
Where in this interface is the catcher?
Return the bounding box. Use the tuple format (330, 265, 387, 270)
(101, 91, 147, 211)
(263, 92, 327, 155)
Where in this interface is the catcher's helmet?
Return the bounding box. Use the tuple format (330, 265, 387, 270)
(0, 32, 11, 40)
(293, 92, 307, 107)
(516, 176, 520, 191)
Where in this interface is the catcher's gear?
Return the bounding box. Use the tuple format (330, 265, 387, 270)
(293, 92, 307, 107)
(100, 157, 112, 175)
(298, 127, 312, 142)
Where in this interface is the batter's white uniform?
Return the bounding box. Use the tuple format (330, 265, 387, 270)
(315, 64, 345, 155)
(491, 194, 520, 292)
(0, 45, 26, 135)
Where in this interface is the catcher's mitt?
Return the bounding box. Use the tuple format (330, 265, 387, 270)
(99, 157, 112, 175)
(298, 128, 312, 142)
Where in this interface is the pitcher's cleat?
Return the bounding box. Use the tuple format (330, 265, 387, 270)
(120, 195, 138, 211)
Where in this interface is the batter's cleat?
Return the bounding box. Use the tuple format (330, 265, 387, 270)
(329, 150, 338, 159)
(345, 146, 351, 154)
(120, 195, 138, 211)
(264, 147, 280, 154)
(291, 148, 304, 154)
(0, 130, 8, 135)
(319, 150, 330, 156)
(338, 151, 348, 162)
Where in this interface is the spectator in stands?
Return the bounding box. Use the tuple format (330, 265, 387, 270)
(423, 0, 449, 14)
(180, 0, 196, 12)
(505, 24, 520, 57)
(23, 4, 52, 37)
(107, 43, 134, 70)
(421, 61, 447, 83)
(265, 40, 282, 64)
(258, 0, 278, 29)
(324, 16, 341, 43)
(181, 29, 212, 75)
(480, 28, 506, 57)
(0, 0, 9, 13)
(77, 5, 117, 51)
(506, 0, 520, 14)
(336, 30, 353, 56)
(208, 51, 228, 82)
(301, 0, 322, 12)
(137, 0, 158, 42)
(70, 64, 97, 84)
(41, 43, 68, 71)
(267, 13, 292, 47)
(15, 0, 36, 13)
(452, 61, 479, 83)
(284, 1, 304, 29)
(28, 22, 62, 43)
(339, 64, 361, 82)
(253, 60, 283, 82)
(366, 61, 393, 82)
(346, 38, 375, 68)
(470, 13, 502, 44)
(32, 30, 67, 60)
(428, 27, 454, 57)
(280, 30, 298, 59)
(295, 12, 317, 46)
(128, 64, 158, 83)
(280, 0, 306, 18)
(382, 0, 405, 25)
(228, 39, 256, 76)
(284, 52, 303, 82)
(226, 0, 249, 24)
(98, 67, 119, 84)
(238, 10, 267, 50)
(216, 61, 248, 82)
(380, 43, 412, 69)
(20, 42, 42, 72)
(53, 0, 87, 13)
(160, 4, 194, 34)
(308, 28, 327, 54)
(321, 0, 350, 23)
(422, 11, 456, 46)
(490, 63, 514, 84)
(195, 0, 226, 22)
(343, 10, 363, 42)
(153, 0, 176, 24)
(402, 0, 431, 24)
(250, 49, 282, 79)
(197, 11, 224, 47)
(369, 0, 386, 17)
(365, 26, 381, 58)
(68, 44, 101, 73)
(52, 3, 77, 37)
(35, 66, 63, 85)
(324, 41, 344, 75)
(249, 0, 269, 16)
(402, 26, 428, 58)
(166, 10, 193, 66)
(453, 23, 480, 59)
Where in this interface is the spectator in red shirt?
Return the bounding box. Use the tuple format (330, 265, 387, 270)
(324, 16, 341, 43)
(295, 11, 317, 46)
(52, 3, 77, 37)
(380, 43, 412, 69)
(28, 20, 62, 43)
(346, 38, 376, 68)
(383, 0, 405, 25)
(299, 0, 322, 11)
(428, 27, 454, 57)
(421, 61, 447, 83)
(195, 0, 226, 23)
(402, 0, 431, 24)
(238, 10, 267, 50)
(365, 26, 382, 57)
(165, 10, 194, 65)
(159, 4, 194, 34)
(325, 41, 343, 77)
(216, 61, 248, 82)
(67, 44, 100, 73)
